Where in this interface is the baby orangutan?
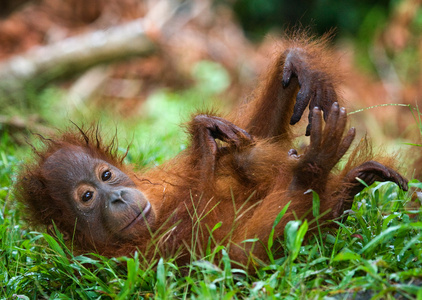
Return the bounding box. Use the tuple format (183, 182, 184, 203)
(15, 35, 408, 272)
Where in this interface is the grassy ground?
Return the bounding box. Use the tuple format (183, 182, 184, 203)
(1, 89, 421, 299)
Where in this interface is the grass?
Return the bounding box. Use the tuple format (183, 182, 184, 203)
(1, 167, 419, 299)
(1, 88, 422, 299)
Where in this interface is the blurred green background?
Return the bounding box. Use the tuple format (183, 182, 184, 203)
(0, 0, 420, 163)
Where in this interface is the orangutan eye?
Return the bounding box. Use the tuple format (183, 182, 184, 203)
(101, 170, 112, 181)
(82, 191, 94, 202)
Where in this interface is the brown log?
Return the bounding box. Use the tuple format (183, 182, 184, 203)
(0, 18, 155, 97)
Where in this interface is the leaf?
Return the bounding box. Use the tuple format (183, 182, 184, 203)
(359, 223, 422, 255)
(285, 220, 308, 261)
(212, 222, 222, 232)
(294, 220, 308, 259)
(332, 251, 361, 262)
(241, 238, 259, 243)
(42, 233, 67, 262)
(409, 179, 422, 189)
(156, 258, 166, 300)
(192, 260, 222, 274)
(73, 255, 99, 265)
(310, 190, 320, 217)
(382, 214, 398, 231)
(268, 201, 291, 250)
(285, 220, 301, 252)
(418, 287, 422, 300)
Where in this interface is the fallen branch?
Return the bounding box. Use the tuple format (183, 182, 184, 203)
(0, 0, 203, 100)
(0, 18, 156, 98)
(0, 114, 53, 135)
